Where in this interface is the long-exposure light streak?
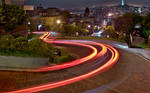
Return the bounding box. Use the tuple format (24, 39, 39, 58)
(31, 34, 98, 72)
(30, 32, 105, 72)
(5, 44, 119, 93)
(4, 32, 119, 93)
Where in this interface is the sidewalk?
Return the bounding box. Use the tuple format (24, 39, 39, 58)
(134, 48, 150, 61)
(0, 56, 49, 71)
(94, 39, 150, 61)
(111, 41, 150, 61)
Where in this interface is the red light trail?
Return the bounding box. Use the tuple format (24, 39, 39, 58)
(4, 32, 119, 93)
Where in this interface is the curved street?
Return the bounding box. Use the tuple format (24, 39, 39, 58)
(0, 38, 150, 93)
(1, 1, 150, 93)
(39, 40, 150, 93)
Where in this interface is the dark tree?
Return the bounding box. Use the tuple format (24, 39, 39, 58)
(114, 13, 142, 47)
(61, 10, 70, 23)
(0, 5, 27, 32)
(84, 7, 90, 17)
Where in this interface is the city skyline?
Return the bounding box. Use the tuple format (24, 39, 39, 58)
(25, 0, 150, 8)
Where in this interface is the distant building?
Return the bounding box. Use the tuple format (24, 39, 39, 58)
(36, 4, 61, 17)
(5, 0, 11, 5)
(30, 4, 64, 31)
(23, 5, 35, 16)
(45, 7, 61, 17)
(11, 0, 26, 6)
(37, 3, 44, 11)
(37, 7, 61, 17)
(0, 0, 26, 6)
(24, 5, 34, 11)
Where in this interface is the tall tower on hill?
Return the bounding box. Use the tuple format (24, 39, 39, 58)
(121, 0, 125, 6)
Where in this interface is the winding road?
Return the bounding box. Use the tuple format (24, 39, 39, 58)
(0, 32, 150, 93)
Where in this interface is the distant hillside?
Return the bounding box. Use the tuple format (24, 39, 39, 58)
(25, 0, 150, 9)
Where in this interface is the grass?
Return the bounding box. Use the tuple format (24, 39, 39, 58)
(136, 44, 150, 48)
(27, 34, 39, 41)
(52, 47, 76, 64)
(57, 36, 126, 43)
(0, 50, 47, 58)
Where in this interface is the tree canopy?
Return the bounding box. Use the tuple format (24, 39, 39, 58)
(61, 10, 70, 23)
(0, 5, 27, 32)
(114, 13, 142, 34)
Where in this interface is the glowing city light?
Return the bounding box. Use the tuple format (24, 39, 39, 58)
(56, 20, 61, 24)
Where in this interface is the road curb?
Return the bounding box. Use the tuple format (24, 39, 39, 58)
(0, 56, 49, 71)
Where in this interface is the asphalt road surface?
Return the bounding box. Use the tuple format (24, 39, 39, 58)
(40, 46, 150, 93)
(0, 40, 150, 93)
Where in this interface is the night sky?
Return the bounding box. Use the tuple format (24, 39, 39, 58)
(25, 0, 150, 8)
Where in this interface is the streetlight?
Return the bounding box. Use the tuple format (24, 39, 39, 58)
(28, 22, 31, 25)
(108, 13, 113, 17)
(56, 20, 62, 31)
(88, 25, 91, 28)
(28, 21, 31, 34)
(38, 24, 42, 31)
(56, 20, 61, 24)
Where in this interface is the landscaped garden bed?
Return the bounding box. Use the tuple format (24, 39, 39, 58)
(0, 35, 74, 69)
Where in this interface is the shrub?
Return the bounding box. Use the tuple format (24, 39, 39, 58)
(28, 39, 53, 57)
(103, 26, 117, 38)
(0, 35, 15, 50)
(27, 34, 38, 40)
(0, 35, 54, 58)
(13, 37, 28, 51)
(61, 24, 76, 36)
(0, 35, 74, 64)
(54, 55, 71, 64)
